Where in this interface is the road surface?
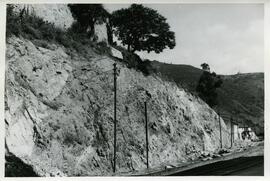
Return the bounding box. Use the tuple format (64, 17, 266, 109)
(168, 156, 264, 176)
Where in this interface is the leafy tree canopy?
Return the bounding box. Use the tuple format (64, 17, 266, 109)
(68, 4, 109, 36)
(111, 4, 176, 53)
(200, 63, 210, 72)
(196, 63, 223, 107)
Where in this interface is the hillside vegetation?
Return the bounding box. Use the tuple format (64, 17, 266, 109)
(152, 61, 264, 135)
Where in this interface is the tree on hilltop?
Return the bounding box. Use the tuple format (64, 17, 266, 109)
(111, 4, 176, 53)
(200, 63, 210, 72)
(196, 63, 223, 107)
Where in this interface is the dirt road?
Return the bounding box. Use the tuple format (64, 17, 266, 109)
(168, 156, 264, 176)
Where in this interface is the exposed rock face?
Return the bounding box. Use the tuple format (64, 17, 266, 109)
(111, 47, 123, 59)
(5, 36, 231, 176)
(13, 4, 109, 43)
(94, 21, 108, 43)
(14, 4, 108, 43)
(13, 4, 74, 30)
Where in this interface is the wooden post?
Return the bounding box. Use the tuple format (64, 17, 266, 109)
(218, 111, 222, 149)
(113, 63, 117, 173)
(231, 117, 233, 148)
(145, 101, 149, 169)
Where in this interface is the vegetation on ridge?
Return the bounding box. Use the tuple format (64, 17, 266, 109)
(196, 63, 223, 108)
(6, 5, 111, 57)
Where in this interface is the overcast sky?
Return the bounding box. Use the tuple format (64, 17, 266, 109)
(104, 4, 264, 75)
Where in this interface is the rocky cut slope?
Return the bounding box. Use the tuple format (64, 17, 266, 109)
(5, 36, 231, 176)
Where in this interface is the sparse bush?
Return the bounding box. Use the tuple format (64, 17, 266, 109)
(95, 41, 110, 54)
(25, 25, 42, 39)
(6, 5, 21, 37)
(68, 21, 85, 35)
(113, 45, 157, 76)
(138, 59, 157, 76)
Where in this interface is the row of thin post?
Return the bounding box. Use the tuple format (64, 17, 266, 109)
(112, 63, 149, 173)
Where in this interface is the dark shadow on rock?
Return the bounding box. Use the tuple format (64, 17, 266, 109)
(5, 153, 39, 177)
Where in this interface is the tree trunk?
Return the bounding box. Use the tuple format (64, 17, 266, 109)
(90, 23, 95, 38)
(87, 19, 95, 39)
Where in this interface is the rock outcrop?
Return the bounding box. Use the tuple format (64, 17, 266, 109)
(13, 4, 109, 43)
(5, 36, 232, 176)
(94, 21, 108, 43)
(13, 4, 74, 30)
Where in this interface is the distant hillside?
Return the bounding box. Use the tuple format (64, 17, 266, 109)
(217, 73, 264, 135)
(152, 61, 203, 92)
(152, 61, 264, 136)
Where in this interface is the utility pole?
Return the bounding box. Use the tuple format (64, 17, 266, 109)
(144, 101, 149, 169)
(230, 116, 233, 148)
(113, 63, 117, 173)
(218, 110, 222, 149)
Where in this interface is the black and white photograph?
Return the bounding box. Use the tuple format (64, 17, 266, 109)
(2, 0, 268, 178)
